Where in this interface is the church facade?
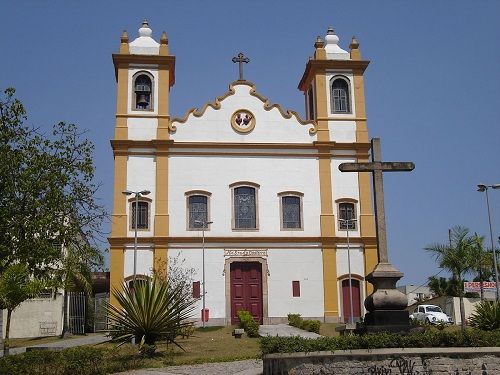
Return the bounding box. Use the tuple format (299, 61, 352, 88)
(109, 21, 378, 324)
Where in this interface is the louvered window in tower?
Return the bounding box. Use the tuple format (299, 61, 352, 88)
(234, 187, 256, 229)
(332, 78, 350, 113)
(282, 196, 301, 229)
(188, 195, 208, 229)
(134, 74, 152, 110)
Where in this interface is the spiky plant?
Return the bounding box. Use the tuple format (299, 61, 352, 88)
(469, 300, 500, 331)
(107, 277, 196, 352)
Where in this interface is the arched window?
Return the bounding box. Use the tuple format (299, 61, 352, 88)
(331, 77, 351, 113)
(186, 192, 211, 230)
(338, 200, 357, 230)
(278, 191, 304, 230)
(133, 73, 153, 110)
(230, 183, 259, 230)
(307, 85, 315, 120)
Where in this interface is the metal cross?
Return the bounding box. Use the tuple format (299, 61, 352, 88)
(339, 138, 415, 264)
(232, 52, 250, 80)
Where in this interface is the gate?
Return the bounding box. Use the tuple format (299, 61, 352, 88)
(68, 292, 86, 334)
(93, 292, 109, 332)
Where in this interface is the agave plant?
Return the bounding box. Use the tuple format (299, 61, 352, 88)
(469, 300, 500, 331)
(107, 276, 196, 352)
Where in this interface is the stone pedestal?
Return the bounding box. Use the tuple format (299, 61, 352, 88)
(360, 262, 411, 333)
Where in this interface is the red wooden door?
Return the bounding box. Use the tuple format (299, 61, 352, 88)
(230, 262, 263, 324)
(342, 279, 361, 323)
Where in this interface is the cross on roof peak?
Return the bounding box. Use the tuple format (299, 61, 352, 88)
(232, 52, 250, 81)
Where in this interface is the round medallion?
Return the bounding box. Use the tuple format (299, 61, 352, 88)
(231, 109, 255, 134)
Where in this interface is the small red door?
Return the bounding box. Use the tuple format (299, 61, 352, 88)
(342, 279, 361, 323)
(230, 262, 263, 324)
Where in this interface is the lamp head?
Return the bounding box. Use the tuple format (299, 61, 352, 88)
(139, 190, 151, 196)
(122, 190, 133, 195)
(477, 184, 487, 192)
(492, 184, 500, 190)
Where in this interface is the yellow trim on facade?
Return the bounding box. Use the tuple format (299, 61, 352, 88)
(154, 245, 168, 279)
(364, 244, 378, 296)
(109, 246, 124, 307)
(111, 155, 128, 237)
(115, 65, 129, 140)
(157, 65, 170, 140)
(353, 73, 368, 143)
(322, 245, 339, 319)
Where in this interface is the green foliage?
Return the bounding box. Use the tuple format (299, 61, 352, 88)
(237, 310, 260, 337)
(107, 277, 196, 352)
(469, 300, 500, 330)
(287, 313, 321, 334)
(260, 329, 500, 354)
(0, 87, 105, 279)
(0, 346, 143, 375)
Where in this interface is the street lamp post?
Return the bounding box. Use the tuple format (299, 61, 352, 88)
(195, 220, 213, 328)
(122, 189, 151, 286)
(477, 184, 500, 301)
(340, 218, 357, 325)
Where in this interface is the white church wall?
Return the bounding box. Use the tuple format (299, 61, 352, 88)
(168, 248, 226, 320)
(171, 84, 315, 144)
(336, 245, 365, 277)
(124, 247, 154, 278)
(168, 155, 321, 237)
(127, 66, 159, 115)
(126, 155, 156, 237)
(267, 249, 324, 318)
(328, 121, 356, 143)
(331, 157, 360, 237)
(127, 117, 158, 140)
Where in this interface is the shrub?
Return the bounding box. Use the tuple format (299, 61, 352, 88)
(237, 310, 260, 337)
(260, 329, 500, 355)
(469, 300, 500, 330)
(107, 276, 196, 353)
(287, 313, 320, 334)
(287, 313, 302, 328)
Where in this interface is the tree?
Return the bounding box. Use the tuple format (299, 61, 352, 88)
(0, 88, 106, 279)
(470, 234, 493, 300)
(425, 226, 474, 330)
(0, 263, 44, 356)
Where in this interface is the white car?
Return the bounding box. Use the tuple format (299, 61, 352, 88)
(410, 304, 453, 325)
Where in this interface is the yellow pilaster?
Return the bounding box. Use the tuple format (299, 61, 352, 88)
(322, 245, 339, 318)
(157, 65, 170, 140)
(115, 65, 129, 140)
(111, 154, 128, 237)
(109, 246, 124, 307)
(353, 73, 368, 143)
(364, 244, 378, 296)
(155, 149, 169, 236)
(154, 245, 168, 279)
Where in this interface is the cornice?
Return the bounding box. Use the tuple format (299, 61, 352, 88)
(111, 54, 176, 86)
(298, 59, 370, 92)
(170, 80, 317, 135)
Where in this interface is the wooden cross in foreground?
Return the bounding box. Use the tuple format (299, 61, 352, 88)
(232, 52, 250, 80)
(339, 138, 414, 264)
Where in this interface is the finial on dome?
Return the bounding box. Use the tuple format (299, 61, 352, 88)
(327, 26, 334, 35)
(138, 19, 153, 38)
(314, 36, 325, 49)
(349, 35, 361, 60)
(160, 31, 169, 55)
(119, 30, 129, 54)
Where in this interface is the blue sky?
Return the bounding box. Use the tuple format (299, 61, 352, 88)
(1, 1, 499, 287)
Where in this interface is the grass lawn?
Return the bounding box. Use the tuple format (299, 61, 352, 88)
(101, 325, 261, 369)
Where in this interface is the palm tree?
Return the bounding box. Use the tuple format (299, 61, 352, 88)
(470, 234, 493, 301)
(427, 276, 450, 297)
(425, 226, 474, 330)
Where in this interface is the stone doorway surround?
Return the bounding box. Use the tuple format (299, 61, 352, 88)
(224, 251, 269, 325)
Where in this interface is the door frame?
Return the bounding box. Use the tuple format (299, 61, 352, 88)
(225, 257, 269, 325)
(338, 274, 364, 323)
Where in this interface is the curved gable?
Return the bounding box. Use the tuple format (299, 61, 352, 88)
(170, 81, 317, 143)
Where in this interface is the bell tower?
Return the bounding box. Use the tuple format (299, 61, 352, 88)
(298, 27, 377, 322)
(109, 21, 175, 304)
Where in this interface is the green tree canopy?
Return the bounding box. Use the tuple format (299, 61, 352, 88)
(0, 88, 105, 278)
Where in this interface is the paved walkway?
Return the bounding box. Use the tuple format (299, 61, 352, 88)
(0, 333, 108, 357)
(259, 324, 321, 338)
